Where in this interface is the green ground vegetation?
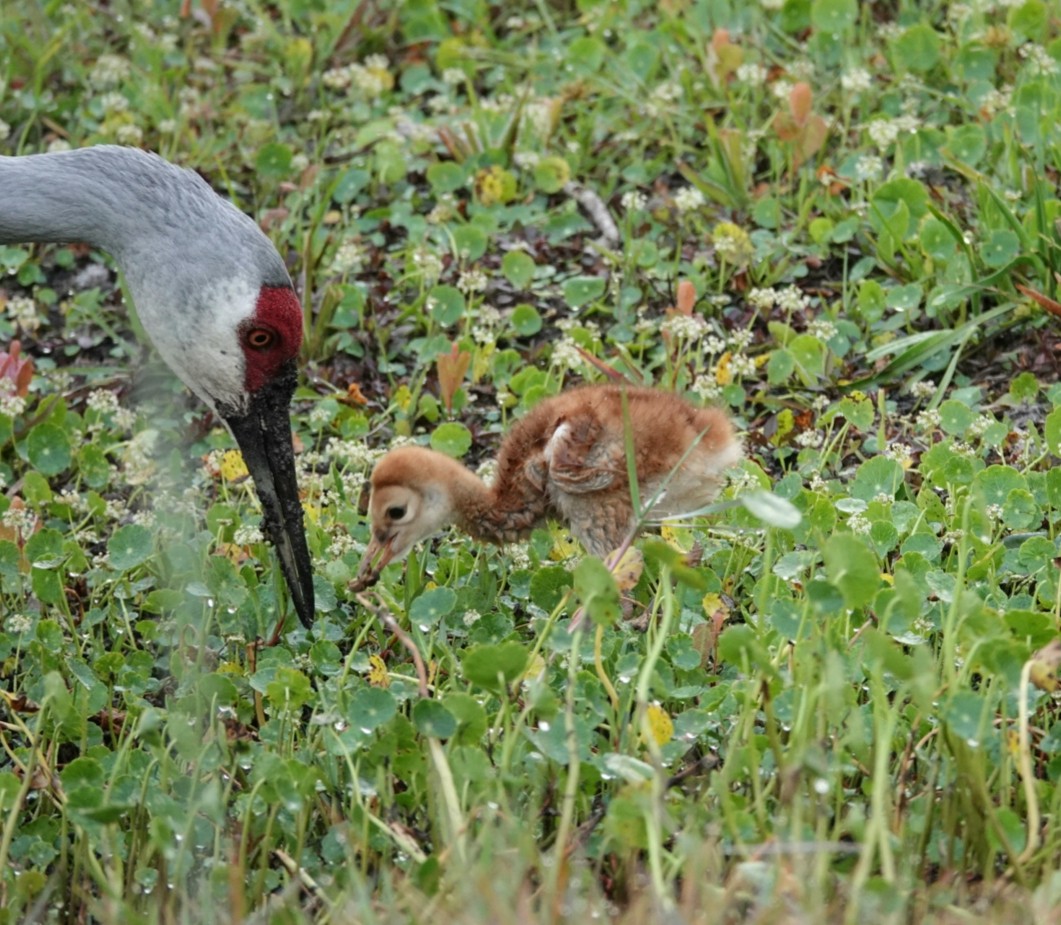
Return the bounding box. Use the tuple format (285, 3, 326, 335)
(1, 0, 1061, 922)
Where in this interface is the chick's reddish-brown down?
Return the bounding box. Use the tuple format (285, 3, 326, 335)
(353, 385, 742, 588)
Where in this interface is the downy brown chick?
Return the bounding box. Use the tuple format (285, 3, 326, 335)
(352, 384, 742, 589)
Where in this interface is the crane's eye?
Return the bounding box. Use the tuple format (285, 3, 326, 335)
(386, 505, 406, 520)
(244, 327, 276, 350)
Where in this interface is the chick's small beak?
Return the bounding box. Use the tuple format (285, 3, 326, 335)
(352, 531, 398, 591)
(223, 362, 314, 628)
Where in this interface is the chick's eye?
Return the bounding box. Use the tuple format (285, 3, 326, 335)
(244, 327, 276, 350)
(386, 505, 406, 520)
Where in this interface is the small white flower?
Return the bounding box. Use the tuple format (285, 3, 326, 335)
(0, 119, 11, 141)
(841, 68, 872, 93)
(115, 124, 143, 146)
(463, 609, 482, 627)
(87, 390, 120, 414)
(673, 186, 705, 213)
(552, 338, 585, 371)
(746, 287, 777, 311)
(621, 190, 647, 212)
(234, 524, 265, 545)
(808, 317, 837, 340)
(857, 152, 882, 178)
(458, 269, 488, 294)
(661, 314, 708, 340)
(442, 67, 466, 86)
(89, 54, 131, 88)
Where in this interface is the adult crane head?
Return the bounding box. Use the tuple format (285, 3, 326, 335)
(0, 145, 315, 629)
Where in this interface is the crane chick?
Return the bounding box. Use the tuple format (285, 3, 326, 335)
(352, 385, 742, 589)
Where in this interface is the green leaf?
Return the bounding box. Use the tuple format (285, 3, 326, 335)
(26, 422, 71, 477)
(502, 251, 536, 289)
(428, 285, 466, 325)
(347, 687, 397, 732)
(453, 224, 487, 261)
(532, 156, 571, 193)
(430, 421, 472, 457)
(529, 566, 573, 611)
(943, 690, 989, 742)
(462, 641, 529, 692)
(938, 399, 975, 436)
(60, 756, 104, 791)
(265, 667, 313, 712)
(255, 143, 293, 180)
(426, 161, 466, 194)
(717, 624, 776, 676)
(973, 465, 1026, 506)
(442, 692, 488, 745)
(409, 587, 458, 626)
(107, 524, 153, 571)
(567, 35, 607, 74)
(892, 24, 941, 72)
(740, 491, 802, 529)
(412, 699, 457, 738)
(561, 275, 606, 308)
(850, 457, 904, 500)
(573, 556, 622, 627)
(1046, 407, 1061, 455)
(823, 533, 879, 609)
(810, 0, 857, 33)
(510, 303, 542, 336)
(980, 229, 1020, 268)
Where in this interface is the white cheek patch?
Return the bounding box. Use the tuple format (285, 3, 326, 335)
(138, 277, 258, 412)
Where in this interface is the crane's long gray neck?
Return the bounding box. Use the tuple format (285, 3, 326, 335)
(0, 146, 216, 257)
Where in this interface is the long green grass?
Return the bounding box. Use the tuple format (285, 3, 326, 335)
(1, 1, 1060, 922)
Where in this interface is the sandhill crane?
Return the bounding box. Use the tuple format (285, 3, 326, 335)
(0, 145, 314, 630)
(353, 384, 742, 588)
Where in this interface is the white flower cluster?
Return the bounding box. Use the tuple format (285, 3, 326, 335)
(661, 313, 709, 340)
(330, 240, 365, 275)
(673, 187, 705, 213)
(621, 190, 647, 212)
(841, 68, 873, 93)
(89, 54, 131, 88)
(807, 318, 838, 340)
(6, 296, 41, 332)
(0, 394, 26, 417)
(736, 63, 768, 86)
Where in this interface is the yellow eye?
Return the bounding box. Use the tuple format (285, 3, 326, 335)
(245, 327, 275, 350)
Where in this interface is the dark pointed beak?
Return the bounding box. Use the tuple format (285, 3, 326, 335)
(223, 361, 314, 628)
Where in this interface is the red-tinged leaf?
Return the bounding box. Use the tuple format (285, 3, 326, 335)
(437, 343, 471, 413)
(676, 279, 696, 315)
(573, 346, 635, 383)
(710, 28, 731, 52)
(794, 114, 828, 167)
(773, 110, 799, 142)
(0, 340, 34, 398)
(1016, 284, 1061, 319)
(789, 82, 813, 126)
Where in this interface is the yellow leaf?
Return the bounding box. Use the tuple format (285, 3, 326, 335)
(714, 351, 733, 386)
(612, 547, 644, 592)
(368, 654, 389, 688)
(302, 504, 322, 526)
(702, 592, 724, 615)
(521, 653, 546, 683)
(218, 449, 249, 481)
(549, 528, 581, 560)
(393, 384, 413, 413)
(645, 704, 673, 746)
(1028, 639, 1061, 692)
